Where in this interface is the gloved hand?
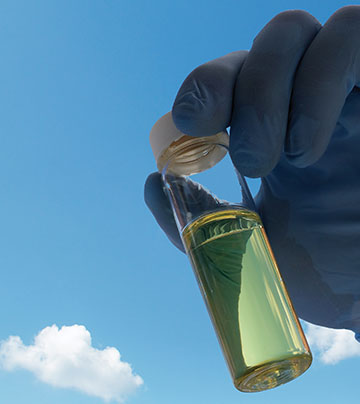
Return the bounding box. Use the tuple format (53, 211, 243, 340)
(145, 6, 360, 337)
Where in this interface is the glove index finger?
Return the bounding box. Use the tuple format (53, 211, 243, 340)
(172, 51, 248, 137)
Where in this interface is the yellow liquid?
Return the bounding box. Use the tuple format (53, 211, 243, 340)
(181, 209, 312, 392)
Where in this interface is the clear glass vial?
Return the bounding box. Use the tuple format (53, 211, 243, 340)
(150, 112, 312, 392)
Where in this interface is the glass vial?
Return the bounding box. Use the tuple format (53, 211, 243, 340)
(150, 112, 312, 392)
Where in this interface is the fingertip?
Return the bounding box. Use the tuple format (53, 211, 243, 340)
(229, 139, 278, 178)
(285, 118, 326, 168)
(285, 113, 323, 167)
(229, 106, 283, 178)
(285, 149, 319, 168)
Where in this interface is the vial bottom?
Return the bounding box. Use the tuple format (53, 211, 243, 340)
(236, 354, 312, 392)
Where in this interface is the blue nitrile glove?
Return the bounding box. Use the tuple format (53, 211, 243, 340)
(145, 7, 360, 338)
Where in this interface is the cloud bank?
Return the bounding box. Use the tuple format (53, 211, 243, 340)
(0, 324, 143, 403)
(304, 322, 360, 364)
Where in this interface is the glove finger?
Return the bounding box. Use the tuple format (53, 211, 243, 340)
(286, 6, 360, 167)
(144, 172, 185, 252)
(172, 50, 248, 137)
(230, 10, 321, 178)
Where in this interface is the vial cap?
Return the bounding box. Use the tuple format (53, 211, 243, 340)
(149, 112, 229, 175)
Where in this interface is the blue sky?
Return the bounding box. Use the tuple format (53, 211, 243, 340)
(0, 1, 359, 403)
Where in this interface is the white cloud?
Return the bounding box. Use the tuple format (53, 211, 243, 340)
(0, 324, 143, 403)
(304, 322, 360, 364)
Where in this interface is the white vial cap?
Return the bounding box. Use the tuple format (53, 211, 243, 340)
(149, 112, 229, 175)
(149, 112, 183, 162)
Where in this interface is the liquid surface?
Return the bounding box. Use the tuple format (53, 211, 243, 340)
(181, 209, 312, 392)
